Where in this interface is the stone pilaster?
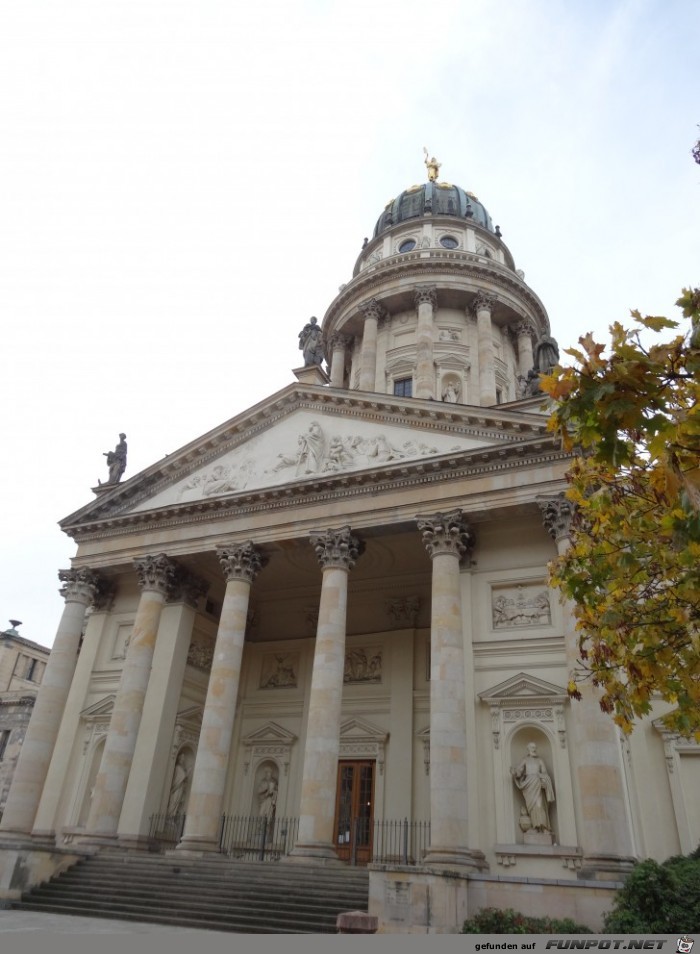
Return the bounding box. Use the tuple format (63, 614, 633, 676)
(0, 568, 107, 837)
(329, 333, 352, 389)
(291, 527, 361, 862)
(177, 543, 266, 854)
(471, 291, 498, 406)
(359, 299, 384, 393)
(538, 494, 635, 878)
(516, 319, 536, 378)
(82, 554, 177, 843)
(414, 285, 437, 400)
(417, 510, 486, 869)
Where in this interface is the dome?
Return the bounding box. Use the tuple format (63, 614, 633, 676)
(373, 180, 494, 238)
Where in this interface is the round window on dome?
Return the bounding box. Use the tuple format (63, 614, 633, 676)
(398, 239, 416, 253)
(439, 235, 459, 249)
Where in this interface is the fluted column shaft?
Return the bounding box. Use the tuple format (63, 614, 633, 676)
(417, 512, 483, 868)
(291, 527, 361, 862)
(359, 301, 382, 392)
(329, 333, 351, 389)
(415, 286, 437, 399)
(516, 320, 535, 377)
(177, 543, 265, 853)
(539, 495, 635, 875)
(0, 568, 105, 836)
(473, 292, 498, 406)
(83, 554, 176, 840)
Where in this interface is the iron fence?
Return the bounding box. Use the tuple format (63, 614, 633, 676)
(147, 812, 430, 866)
(219, 814, 299, 861)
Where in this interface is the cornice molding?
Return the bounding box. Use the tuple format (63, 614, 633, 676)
(64, 437, 569, 544)
(323, 251, 549, 333)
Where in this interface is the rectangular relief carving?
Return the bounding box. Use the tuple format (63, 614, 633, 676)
(491, 583, 551, 630)
(259, 652, 299, 689)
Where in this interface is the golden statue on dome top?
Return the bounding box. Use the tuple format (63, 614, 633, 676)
(423, 147, 441, 182)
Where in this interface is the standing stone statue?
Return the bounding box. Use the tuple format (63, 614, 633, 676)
(533, 334, 560, 375)
(101, 433, 127, 484)
(167, 751, 192, 816)
(257, 766, 278, 819)
(510, 742, 555, 834)
(298, 317, 324, 367)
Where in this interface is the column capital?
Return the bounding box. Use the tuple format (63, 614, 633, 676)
(216, 542, 267, 584)
(417, 510, 475, 562)
(516, 318, 536, 339)
(168, 567, 210, 607)
(58, 568, 109, 608)
(360, 298, 386, 322)
(310, 526, 362, 571)
(414, 285, 437, 308)
(329, 332, 353, 351)
(133, 553, 178, 596)
(538, 494, 575, 543)
(471, 291, 498, 316)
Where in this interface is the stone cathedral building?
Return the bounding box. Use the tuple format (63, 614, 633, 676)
(0, 165, 695, 931)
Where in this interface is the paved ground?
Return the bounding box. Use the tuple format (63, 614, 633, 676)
(0, 908, 226, 934)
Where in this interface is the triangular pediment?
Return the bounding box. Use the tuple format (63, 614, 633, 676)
(80, 695, 116, 720)
(61, 383, 554, 532)
(241, 721, 298, 747)
(479, 673, 568, 705)
(339, 717, 388, 744)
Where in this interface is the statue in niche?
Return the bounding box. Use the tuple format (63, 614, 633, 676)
(442, 380, 460, 403)
(167, 750, 192, 816)
(257, 766, 278, 819)
(298, 316, 324, 367)
(510, 742, 555, 835)
(100, 433, 127, 485)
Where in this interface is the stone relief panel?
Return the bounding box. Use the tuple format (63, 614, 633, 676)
(491, 583, 551, 630)
(110, 622, 133, 660)
(344, 648, 382, 684)
(132, 410, 489, 513)
(259, 652, 299, 690)
(186, 633, 214, 672)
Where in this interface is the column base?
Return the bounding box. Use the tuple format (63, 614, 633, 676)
(74, 832, 120, 849)
(174, 835, 221, 855)
(287, 842, 344, 865)
(423, 845, 488, 871)
(578, 854, 636, 881)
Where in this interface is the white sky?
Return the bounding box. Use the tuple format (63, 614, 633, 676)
(1, 0, 698, 647)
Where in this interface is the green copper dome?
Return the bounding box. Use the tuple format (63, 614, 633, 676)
(373, 181, 494, 237)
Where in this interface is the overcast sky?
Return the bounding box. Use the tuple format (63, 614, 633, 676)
(1, 0, 698, 647)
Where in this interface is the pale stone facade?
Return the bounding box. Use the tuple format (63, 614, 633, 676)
(0, 174, 694, 931)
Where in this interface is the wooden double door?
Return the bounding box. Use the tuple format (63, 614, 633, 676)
(333, 759, 375, 864)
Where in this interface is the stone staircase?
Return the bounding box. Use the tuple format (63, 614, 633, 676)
(12, 852, 371, 934)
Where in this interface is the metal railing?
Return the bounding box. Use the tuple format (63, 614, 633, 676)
(219, 814, 299, 861)
(147, 812, 430, 866)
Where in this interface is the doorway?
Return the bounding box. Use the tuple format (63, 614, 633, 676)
(334, 759, 375, 864)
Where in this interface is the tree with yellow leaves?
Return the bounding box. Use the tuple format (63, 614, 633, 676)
(540, 288, 700, 736)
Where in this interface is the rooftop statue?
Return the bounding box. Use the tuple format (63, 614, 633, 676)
(533, 333, 560, 375)
(298, 316, 324, 367)
(100, 433, 127, 485)
(423, 147, 441, 182)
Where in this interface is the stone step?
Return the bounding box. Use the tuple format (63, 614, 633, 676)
(14, 852, 370, 934)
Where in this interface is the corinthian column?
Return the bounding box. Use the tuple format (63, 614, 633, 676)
(414, 285, 437, 399)
(291, 526, 361, 862)
(177, 542, 266, 853)
(359, 300, 384, 392)
(538, 494, 635, 877)
(417, 510, 485, 869)
(329, 333, 352, 389)
(471, 291, 498, 406)
(0, 568, 106, 836)
(516, 319, 535, 377)
(82, 554, 176, 843)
